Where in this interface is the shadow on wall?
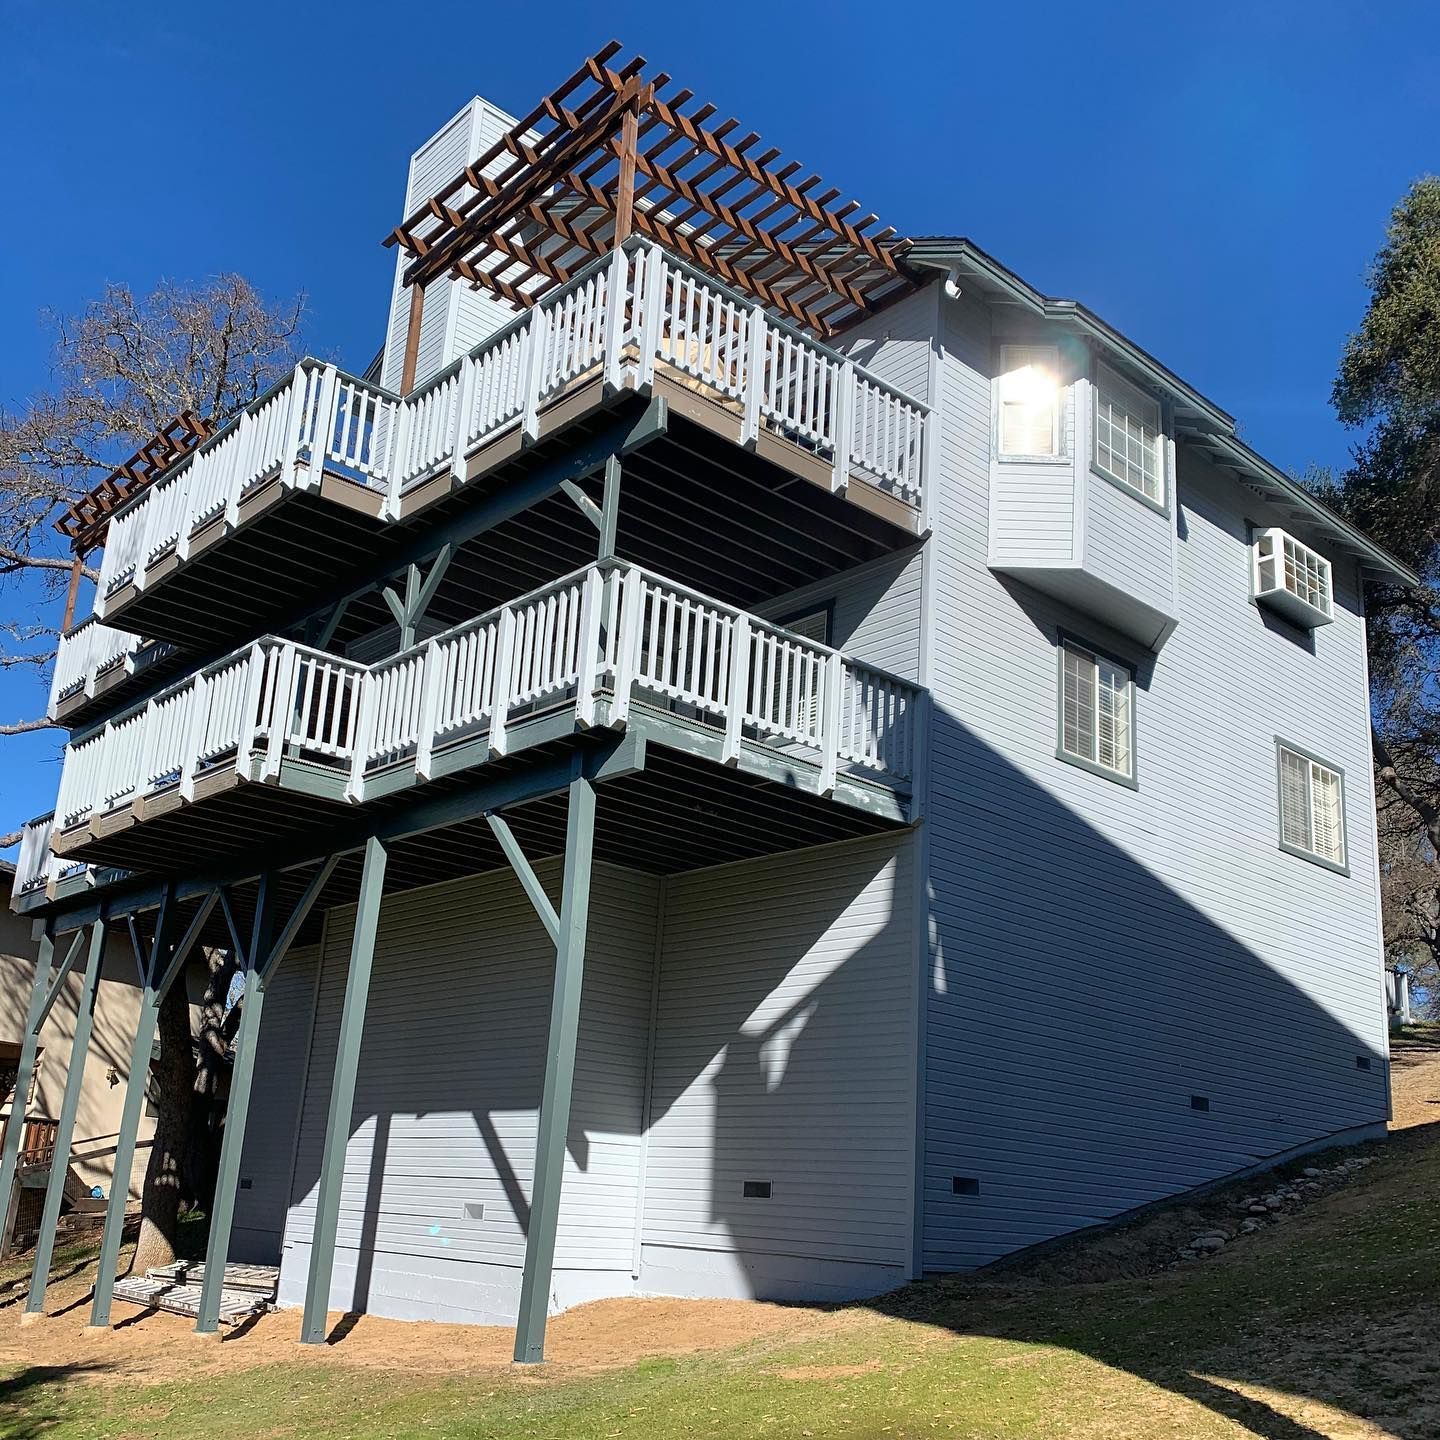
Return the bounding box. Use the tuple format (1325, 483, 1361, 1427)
(260, 696, 1387, 1421)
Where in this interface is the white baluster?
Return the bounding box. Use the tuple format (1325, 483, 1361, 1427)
(818, 651, 845, 796)
(603, 248, 629, 392)
(521, 308, 547, 442)
(611, 568, 645, 726)
(573, 567, 605, 727)
(305, 364, 340, 491)
(489, 606, 516, 757)
(742, 304, 767, 447)
(722, 614, 750, 764)
(449, 354, 478, 487)
(346, 670, 378, 803)
(832, 359, 854, 495)
(414, 639, 442, 780)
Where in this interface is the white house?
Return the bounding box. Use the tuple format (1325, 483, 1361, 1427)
(7, 43, 1414, 1361)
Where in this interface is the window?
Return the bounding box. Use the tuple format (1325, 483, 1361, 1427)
(1277, 742, 1346, 871)
(996, 345, 1062, 458)
(1253, 528, 1333, 626)
(1058, 640, 1134, 782)
(1093, 364, 1164, 506)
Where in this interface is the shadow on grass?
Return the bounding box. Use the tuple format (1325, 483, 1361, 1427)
(862, 1119, 1440, 1440)
(0, 1364, 109, 1439)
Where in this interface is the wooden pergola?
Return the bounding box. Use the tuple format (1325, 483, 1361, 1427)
(50, 410, 213, 627)
(386, 41, 919, 390)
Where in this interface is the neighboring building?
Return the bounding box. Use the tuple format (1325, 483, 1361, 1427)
(0, 862, 149, 1247)
(8, 45, 1416, 1358)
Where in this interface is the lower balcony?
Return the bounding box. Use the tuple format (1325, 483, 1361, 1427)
(42, 562, 922, 882)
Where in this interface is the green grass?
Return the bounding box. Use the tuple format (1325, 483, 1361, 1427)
(3, 1078, 1439, 1439)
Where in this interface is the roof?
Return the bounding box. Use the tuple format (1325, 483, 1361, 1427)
(901, 236, 1419, 588)
(385, 42, 919, 337)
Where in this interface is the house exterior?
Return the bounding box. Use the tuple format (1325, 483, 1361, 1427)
(0, 862, 151, 1250)
(6, 46, 1416, 1359)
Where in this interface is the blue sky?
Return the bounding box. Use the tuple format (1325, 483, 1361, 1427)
(1, 0, 1437, 843)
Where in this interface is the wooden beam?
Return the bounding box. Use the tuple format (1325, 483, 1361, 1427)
(60, 555, 85, 631)
(613, 104, 639, 246)
(399, 282, 425, 395)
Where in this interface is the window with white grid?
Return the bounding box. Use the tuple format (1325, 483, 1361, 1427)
(1060, 640, 1133, 780)
(1253, 528, 1333, 619)
(1093, 364, 1164, 505)
(1277, 743, 1346, 869)
(996, 345, 1062, 458)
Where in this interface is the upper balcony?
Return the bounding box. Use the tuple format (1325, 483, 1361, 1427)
(30, 560, 921, 902)
(82, 240, 929, 669)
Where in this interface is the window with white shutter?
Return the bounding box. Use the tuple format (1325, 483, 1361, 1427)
(1276, 741, 1347, 871)
(995, 345, 1062, 459)
(1058, 639, 1134, 783)
(1093, 363, 1165, 507)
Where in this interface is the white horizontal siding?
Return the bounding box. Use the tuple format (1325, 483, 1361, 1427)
(379, 99, 521, 394)
(276, 862, 658, 1320)
(1082, 458, 1177, 615)
(759, 548, 924, 684)
(920, 287, 1388, 1271)
(231, 944, 320, 1264)
(641, 833, 914, 1274)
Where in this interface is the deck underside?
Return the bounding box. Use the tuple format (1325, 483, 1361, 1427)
(37, 703, 908, 939)
(78, 374, 918, 730)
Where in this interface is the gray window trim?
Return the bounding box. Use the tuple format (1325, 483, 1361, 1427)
(1055, 633, 1139, 790)
(1091, 362, 1171, 518)
(1274, 736, 1349, 877)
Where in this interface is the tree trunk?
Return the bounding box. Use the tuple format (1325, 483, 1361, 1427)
(131, 982, 196, 1273)
(131, 946, 240, 1272)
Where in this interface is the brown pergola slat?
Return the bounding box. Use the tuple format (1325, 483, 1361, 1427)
(384, 42, 918, 342)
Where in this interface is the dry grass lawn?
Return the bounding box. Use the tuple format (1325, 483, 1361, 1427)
(2, 1026, 1437, 1439)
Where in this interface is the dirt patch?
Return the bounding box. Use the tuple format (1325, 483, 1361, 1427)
(0, 1272, 821, 1388)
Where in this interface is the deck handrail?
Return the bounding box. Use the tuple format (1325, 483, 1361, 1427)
(50, 560, 921, 838)
(89, 240, 930, 625)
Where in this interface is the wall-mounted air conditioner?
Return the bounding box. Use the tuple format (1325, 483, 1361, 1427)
(1253, 527, 1333, 628)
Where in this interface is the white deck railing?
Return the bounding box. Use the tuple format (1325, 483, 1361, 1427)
(15, 813, 64, 894)
(91, 241, 930, 620)
(53, 562, 919, 831)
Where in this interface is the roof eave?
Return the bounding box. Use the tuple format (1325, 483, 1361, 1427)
(901, 238, 1419, 589)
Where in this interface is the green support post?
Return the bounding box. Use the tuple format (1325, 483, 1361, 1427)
(25, 920, 106, 1317)
(300, 836, 387, 1344)
(91, 886, 207, 1329)
(195, 877, 278, 1334)
(513, 774, 596, 1364)
(0, 925, 56, 1260)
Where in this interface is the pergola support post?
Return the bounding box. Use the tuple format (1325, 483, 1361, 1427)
(25, 919, 107, 1318)
(0, 925, 57, 1261)
(300, 836, 388, 1344)
(513, 773, 596, 1364)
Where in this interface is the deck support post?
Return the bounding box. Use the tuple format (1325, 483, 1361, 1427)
(92, 888, 217, 1328)
(300, 837, 388, 1344)
(513, 772, 596, 1364)
(598, 455, 621, 561)
(0, 925, 57, 1261)
(25, 919, 106, 1317)
(195, 876, 279, 1334)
